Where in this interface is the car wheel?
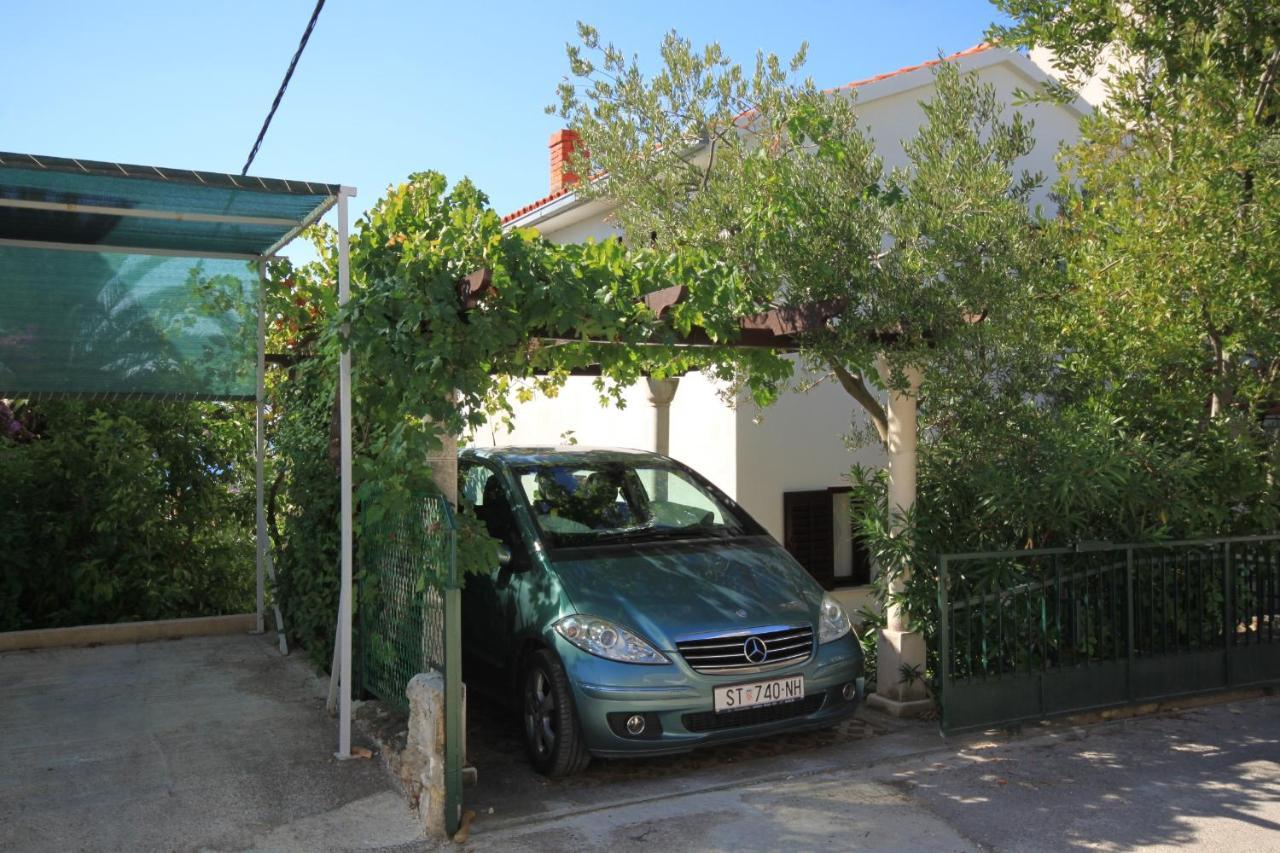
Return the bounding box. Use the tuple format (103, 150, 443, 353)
(521, 649, 591, 777)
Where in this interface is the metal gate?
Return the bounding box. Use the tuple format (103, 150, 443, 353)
(938, 536, 1280, 733)
(359, 494, 463, 835)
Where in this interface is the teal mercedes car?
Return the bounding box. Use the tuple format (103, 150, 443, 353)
(458, 447, 862, 777)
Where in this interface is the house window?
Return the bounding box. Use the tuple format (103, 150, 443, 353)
(783, 488, 871, 590)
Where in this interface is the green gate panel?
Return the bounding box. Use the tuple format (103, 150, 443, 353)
(1232, 643, 1280, 687)
(1131, 650, 1226, 701)
(1038, 660, 1129, 713)
(939, 537, 1280, 733)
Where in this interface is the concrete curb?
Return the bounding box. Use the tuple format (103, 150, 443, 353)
(0, 614, 258, 652)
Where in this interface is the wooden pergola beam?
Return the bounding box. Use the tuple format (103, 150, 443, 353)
(462, 273, 849, 350)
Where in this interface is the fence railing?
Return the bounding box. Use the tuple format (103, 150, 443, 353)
(938, 536, 1280, 733)
(359, 493, 463, 835)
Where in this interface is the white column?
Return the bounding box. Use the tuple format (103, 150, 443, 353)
(869, 356, 929, 712)
(336, 188, 356, 759)
(645, 377, 679, 455)
(646, 377, 679, 501)
(255, 259, 267, 635)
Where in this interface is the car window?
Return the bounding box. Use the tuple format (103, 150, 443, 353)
(460, 463, 520, 548)
(513, 460, 748, 548)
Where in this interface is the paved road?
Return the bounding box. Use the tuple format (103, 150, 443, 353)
(0, 635, 420, 853)
(3, 634, 1275, 852)
(893, 696, 1280, 853)
(463, 695, 1280, 852)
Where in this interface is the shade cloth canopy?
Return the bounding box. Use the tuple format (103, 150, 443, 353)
(0, 152, 341, 399)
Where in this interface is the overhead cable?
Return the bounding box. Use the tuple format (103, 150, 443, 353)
(241, 0, 327, 175)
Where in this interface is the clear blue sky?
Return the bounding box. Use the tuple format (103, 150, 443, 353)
(2, 1, 1005, 252)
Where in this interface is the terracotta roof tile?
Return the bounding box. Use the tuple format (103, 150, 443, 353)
(501, 186, 575, 224)
(835, 42, 992, 92)
(501, 43, 994, 224)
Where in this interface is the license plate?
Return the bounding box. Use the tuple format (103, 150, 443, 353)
(713, 675, 804, 712)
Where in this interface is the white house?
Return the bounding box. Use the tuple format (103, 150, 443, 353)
(472, 44, 1089, 617)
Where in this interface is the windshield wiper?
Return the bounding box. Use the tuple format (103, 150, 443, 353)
(605, 525, 728, 543)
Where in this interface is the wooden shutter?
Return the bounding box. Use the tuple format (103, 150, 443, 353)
(783, 490, 835, 590)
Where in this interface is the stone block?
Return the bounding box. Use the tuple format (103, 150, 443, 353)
(403, 672, 447, 839)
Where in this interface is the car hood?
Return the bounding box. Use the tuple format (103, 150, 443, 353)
(547, 537, 824, 651)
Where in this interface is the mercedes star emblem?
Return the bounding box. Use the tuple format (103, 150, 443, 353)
(743, 635, 768, 664)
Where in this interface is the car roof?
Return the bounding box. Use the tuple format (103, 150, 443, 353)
(460, 446, 665, 467)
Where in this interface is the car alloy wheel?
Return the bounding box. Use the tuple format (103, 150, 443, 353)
(520, 649, 591, 777)
(524, 668, 557, 759)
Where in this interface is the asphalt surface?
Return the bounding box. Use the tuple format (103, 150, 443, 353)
(0, 634, 420, 853)
(461, 694, 1280, 852)
(3, 633, 1276, 852)
(893, 695, 1280, 853)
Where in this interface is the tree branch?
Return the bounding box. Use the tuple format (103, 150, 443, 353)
(1254, 46, 1280, 125)
(829, 359, 888, 444)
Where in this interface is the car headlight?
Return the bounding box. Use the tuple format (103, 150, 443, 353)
(553, 615, 669, 664)
(818, 595, 852, 644)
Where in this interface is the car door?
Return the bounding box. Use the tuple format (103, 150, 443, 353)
(458, 462, 523, 686)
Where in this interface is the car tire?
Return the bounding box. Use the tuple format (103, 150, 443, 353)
(521, 649, 591, 777)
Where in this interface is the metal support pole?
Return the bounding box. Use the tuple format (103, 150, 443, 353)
(1125, 546, 1134, 701)
(937, 555, 950, 732)
(255, 259, 267, 635)
(444, 521, 463, 836)
(336, 187, 356, 760)
(1223, 541, 1233, 687)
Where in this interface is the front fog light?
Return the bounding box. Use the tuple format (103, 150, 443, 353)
(625, 714, 646, 735)
(842, 682, 857, 701)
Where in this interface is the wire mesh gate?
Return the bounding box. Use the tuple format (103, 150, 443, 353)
(358, 494, 464, 835)
(938, 536, 1280, 733)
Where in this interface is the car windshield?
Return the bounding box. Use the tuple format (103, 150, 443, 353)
(512, 460, 749, 548)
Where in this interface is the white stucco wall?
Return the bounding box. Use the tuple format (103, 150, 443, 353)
(469, 370, 740, 500)
(1029, 45, 1119, 109)
(853, 60, 1084, 213)
(734, 358, 887, 541)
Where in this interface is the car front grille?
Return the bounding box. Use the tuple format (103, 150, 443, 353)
(682, 693, 826, 733)
(675, 625, 814, 674)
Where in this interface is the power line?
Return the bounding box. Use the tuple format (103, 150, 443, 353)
(241, 0, 327, 175)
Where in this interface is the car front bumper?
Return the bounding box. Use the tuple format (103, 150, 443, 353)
(554, 631, 863, 757)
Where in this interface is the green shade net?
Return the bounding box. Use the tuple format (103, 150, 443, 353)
(0, 152, 341, 400)
(0, 245, 259, 400)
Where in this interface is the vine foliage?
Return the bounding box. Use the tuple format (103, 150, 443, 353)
(266, 173, 781, 663)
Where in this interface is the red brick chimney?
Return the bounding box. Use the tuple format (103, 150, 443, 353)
(548, 129, 581, 193)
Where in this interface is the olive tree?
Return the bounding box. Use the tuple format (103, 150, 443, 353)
(553, 27, 1060, 704)
(993, 0, 1280, 511)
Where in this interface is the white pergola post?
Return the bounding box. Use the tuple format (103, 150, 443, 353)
(336, 187, 357, 759)
(645, 377, 679, 457)
(867, 356, 931, 716)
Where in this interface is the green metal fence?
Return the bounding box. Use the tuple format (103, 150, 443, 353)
(938, 536, 1280, 733)
(359, 493, 464, 836)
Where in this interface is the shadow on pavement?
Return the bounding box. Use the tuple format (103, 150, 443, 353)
(889, 695, 1280, 852)
(462, 693, 914, 826)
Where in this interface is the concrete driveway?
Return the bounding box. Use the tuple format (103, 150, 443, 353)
(0, 633, 421, 853)
(5, 633, 1277, 852)
(459, 694, 1280, 852)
